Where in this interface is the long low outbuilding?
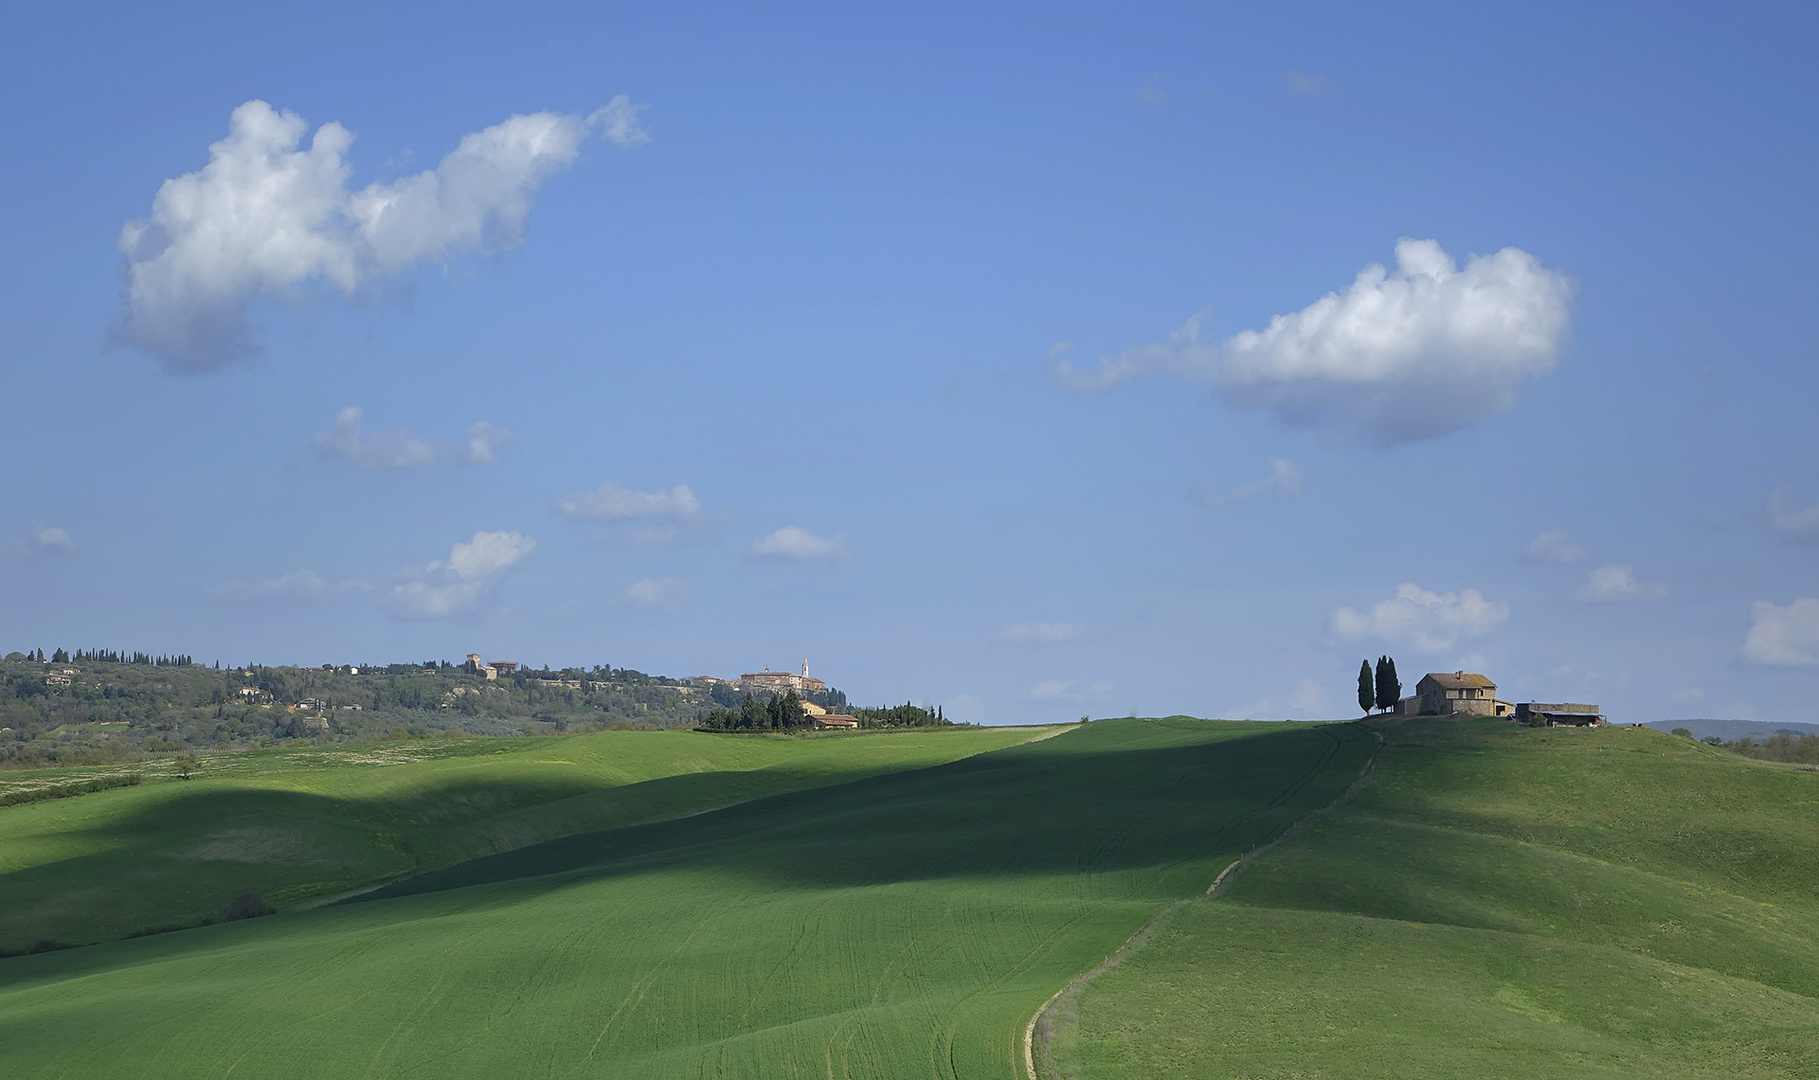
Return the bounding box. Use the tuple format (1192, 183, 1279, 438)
(1515, 702, 1604, 726)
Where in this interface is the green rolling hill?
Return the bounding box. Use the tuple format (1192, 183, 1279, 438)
(1046, 718, 1819, 1079)
(0, 725, 1049, 950)
(0, 718, 1372, 1079)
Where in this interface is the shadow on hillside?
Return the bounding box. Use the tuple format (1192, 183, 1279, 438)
(0, 720, 1374, 953)
(0, 754, 1030, 949)
(349, 720, 1375, 908)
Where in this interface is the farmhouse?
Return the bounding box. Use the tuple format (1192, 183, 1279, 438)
(1410, 672, 1512, 717)
(1516, 702, 1604, 726)
(808, 714, 859, 729)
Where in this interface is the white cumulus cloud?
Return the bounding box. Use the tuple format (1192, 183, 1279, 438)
(626, 577, 686, 607)
(751, 526, 846, 562)
(115, 96, 649, 373)
(999, 621, 1084, 644)
(389, 530, 535, 618)
(1053, 239, 1574, 444)
(1198, 459, 1302, 508)
(1577, 564, 1666, 603)
(1767, 489, 1819, 544)
(1331, 583, 1510, 653)
(1744, 598, 1819, 666)
(1522, 529, 1587, 564)
(309, 407, 512, 468)
(211, 569, 369, 602)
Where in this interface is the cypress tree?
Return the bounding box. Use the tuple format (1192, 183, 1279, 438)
(1375, 656, 1402, 712)
(1357, 660, 1374, 716)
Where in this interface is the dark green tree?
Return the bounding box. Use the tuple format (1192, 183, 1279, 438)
(1374, 656, 1402, 712)
(1357, 660, 1374, 715)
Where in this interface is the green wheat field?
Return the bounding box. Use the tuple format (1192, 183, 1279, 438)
(3, 717, 1816, 1078)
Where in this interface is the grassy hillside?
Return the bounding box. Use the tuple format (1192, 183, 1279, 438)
(1049, 717, 1819, 1079)
(0, 718, 1373, 1079)
(0, 725, 1047, 950)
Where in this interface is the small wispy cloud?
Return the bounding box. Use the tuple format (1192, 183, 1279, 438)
(1132, 71, 1168, 107)
(999, 622, 1084, 645)
(556, 482, 700, 522)
(310, 407, 514, 468)
(1744, 598, 1819, 666)
(626, 577, 686, 608)
(1237, 678, 1329, 720)
(751, 526, 846, 562)
(1521, 529, 1586, 564)
(462, 422, 517, 465)
(1281, 70, 1329, 95)
(589, 96, 653, 147)
(1030, 679, 1114, 702)
(1577, 564, 1666, 603)
(389, 530, 535, 618)
(1198, 459, 1302, 508)
(19, 527, 74, 557)
(211, 570, 369, 602)
(1767, 488, 1819, 544)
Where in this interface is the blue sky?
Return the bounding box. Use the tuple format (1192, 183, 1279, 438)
(3, 2, 1816, 723)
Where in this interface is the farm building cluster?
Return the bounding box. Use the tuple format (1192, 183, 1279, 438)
(1393, 671, 1603, 726)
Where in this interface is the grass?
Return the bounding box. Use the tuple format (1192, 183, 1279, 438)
(1048, 717, 1819, 1079)
(0, 718, 1374, 1078)
(0, 725, 1051, 949)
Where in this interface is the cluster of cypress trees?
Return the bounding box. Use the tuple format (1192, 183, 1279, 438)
(1356, 656, 1402, 715)
(697, 690, 808, 732)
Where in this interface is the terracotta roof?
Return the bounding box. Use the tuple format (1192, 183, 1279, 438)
(1421, 671, 1496, 689)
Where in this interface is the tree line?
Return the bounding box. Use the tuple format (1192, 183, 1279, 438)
(14, 648, 197, 666)
(1672, 728, 1819, 764)
(696, 695, 951, 733)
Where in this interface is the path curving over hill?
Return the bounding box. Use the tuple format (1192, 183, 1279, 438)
(1048, 719, 1819, 1079)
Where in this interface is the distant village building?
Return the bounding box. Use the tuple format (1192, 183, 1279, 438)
(1516, 702, 1604, 726)
(491, 661, 519, 674)
(739, 660, 826, 697)
(294, 697, 327, 711)
(808, 714, 859, 729)
(44, 673, 71, 687)
(1408, 672, 1512, 717)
